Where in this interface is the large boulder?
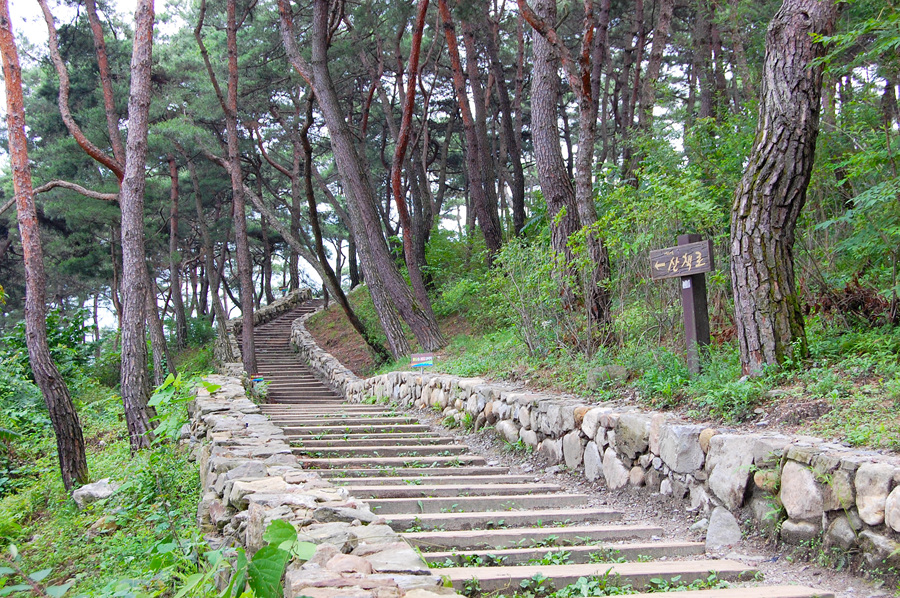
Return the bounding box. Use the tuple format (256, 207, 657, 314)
(72, 478, 121, 510)
(613, 414, 651, 459)
(705, 435, 754, 510)
(856, 463, 896, 526)
(658, 424, 705, 473)
(779, 461, 824, 521)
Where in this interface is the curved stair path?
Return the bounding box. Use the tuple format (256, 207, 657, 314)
(251, 303, 833, 598)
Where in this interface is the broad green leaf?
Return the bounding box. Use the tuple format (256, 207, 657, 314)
(173, 573, 205, 598)
(292, 541, 316, 562)
(0, 584, 32, 596)
(28, 569, 52, 582)
(247, 545, 290, 598)
(0, 567, 14, 576)
(46, 582, 73, 598)
(262, 520, 296, 547)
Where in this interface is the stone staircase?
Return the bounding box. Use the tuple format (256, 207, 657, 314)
(250, 303, 833, 598)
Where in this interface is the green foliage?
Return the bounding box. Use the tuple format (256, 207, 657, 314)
(0, 545, 74, 598)
(147, 374, 220, 442)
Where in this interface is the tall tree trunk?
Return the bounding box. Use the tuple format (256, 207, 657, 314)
(279, 0, 445, 355)
(224, 0, 258, 374)
(730, 0, 836, 375)
(439, 0, 503, 258)
(638, 0, 674, 131)
(0, 0, 89, 490)
(528, 0, 581, 293)
(390, 0, 433, 317)
(168, 154, 188, 350)
(485, 13, 526, 236)
(119, 0, 157, 449)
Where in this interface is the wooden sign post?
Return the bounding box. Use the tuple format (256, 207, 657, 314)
(649, 234, 713, 374)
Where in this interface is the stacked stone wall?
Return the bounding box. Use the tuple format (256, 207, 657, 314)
(291, 309, 900, 569)
(189, 376, 444, 597)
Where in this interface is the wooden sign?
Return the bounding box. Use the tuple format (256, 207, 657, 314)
(411, 353, 434, 368)
(649, 240, 714, 281)
(650, 235, 713, 374)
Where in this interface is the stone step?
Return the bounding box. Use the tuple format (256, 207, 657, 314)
(438, 560, 757, 593)
(368, 493, 590, 515)
(292, 444, 468, 458)
(423, 541, 705, 565)
(267, 399, 345, 405)
(282, 424, 432, 434)
(269, 416, 418, 426)
(384, 507, 621, 531)
(298, 454, 486, 469)
(623, 588, 834, 598)
(318, 466, 508, 478)
(294, 437, 456, 448)
(288, 432, 436, 442)
(345, 482, 561, 498)
(402, 524, 662, 551)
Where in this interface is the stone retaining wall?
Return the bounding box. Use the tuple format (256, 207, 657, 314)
(214, 288, 312, 375)
(190, 376, 447, 597)
(291, 311, 900, 571)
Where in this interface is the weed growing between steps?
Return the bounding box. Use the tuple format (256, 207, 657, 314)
(448, 570, 729, 597)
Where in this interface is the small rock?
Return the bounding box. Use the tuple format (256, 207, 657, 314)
(690, 518, 709, 533)
(87, 515, 118, 537)
(563, 431, 585, 470)
(753, 470, 779, 494)
(824, 515, 858, 551)
(629, 466, 645, 487)
(884, 486, 900, 532)
(496, 420, 519, 444)
(698, 428, 718, 454)
(584, 442, 603, 482)
(706, 507, 741, 551)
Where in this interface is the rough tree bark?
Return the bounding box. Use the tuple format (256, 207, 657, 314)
(730, 0, 837, 375)
(0, 0, 89, 490)
(119, 0, 157, 449)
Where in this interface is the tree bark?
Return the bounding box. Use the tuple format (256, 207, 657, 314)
(527, 0, 581, 280)
(439, 0, 503, 258)
(391, 0, 433, 317)
(168, 154, 188, 350)
(0, 0, 89, 490)
(118, 0, 157, 449)
(730, 0, 836, 375)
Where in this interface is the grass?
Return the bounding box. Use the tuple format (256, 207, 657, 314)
(0, 341, 215, 597)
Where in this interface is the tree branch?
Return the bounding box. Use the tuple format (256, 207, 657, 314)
(36, 0, 124, 181)
(33, 180, 119, 202)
